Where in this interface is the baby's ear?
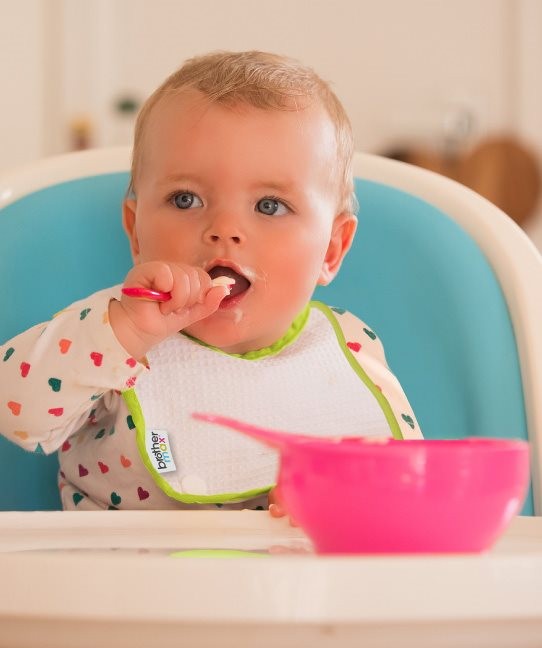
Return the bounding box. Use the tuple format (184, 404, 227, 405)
(122, 199, 140, 261)
(318, 212, 357, 286)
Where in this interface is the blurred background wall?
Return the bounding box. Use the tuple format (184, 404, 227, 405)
(1, 0, 541, 248)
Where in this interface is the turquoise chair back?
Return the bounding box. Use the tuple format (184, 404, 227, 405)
(1, 172, 132, 510)
(316, 177, 532, 514)
(0, 163, 534, 513)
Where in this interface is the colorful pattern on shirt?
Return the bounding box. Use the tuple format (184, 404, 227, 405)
(0, 287, 420, 510)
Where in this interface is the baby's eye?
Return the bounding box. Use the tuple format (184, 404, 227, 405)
(172, 192, 203, 210)
(256, 197, 289, 216)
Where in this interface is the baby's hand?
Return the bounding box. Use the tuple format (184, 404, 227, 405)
(268, 486, 298, 527)
(109, 261, 230, 359)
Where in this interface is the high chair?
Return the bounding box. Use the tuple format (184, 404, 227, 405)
(0, 148, 540, 513)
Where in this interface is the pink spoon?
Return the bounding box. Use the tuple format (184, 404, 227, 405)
(192, 412, 369, 449)
(121, 287, 171, 302)
(121, 277, 235, 302)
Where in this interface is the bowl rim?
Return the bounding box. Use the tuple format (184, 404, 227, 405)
(284, 437, 529, 455)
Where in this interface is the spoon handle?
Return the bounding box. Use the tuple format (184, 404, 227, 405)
(121, 287, 171, 302)
(121, 277, 235, 302)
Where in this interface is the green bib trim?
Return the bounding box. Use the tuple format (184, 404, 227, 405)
(123, 387, 273, 504)
(181, 303, 311, 360)
(311, 301, 403, 440)
(123, 301, 402, 504)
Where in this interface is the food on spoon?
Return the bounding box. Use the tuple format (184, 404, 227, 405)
(211, 276, 236, 288)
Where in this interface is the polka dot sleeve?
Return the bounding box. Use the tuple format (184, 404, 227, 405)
(0, 286, 147, 454)
(331, 307, 423, 440)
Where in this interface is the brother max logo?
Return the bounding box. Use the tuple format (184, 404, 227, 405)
(147, 430, 177, 473)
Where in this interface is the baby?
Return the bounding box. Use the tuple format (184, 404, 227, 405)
(0, 51, 421, 512)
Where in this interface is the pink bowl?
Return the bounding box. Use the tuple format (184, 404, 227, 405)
(194, 413, 530, 555)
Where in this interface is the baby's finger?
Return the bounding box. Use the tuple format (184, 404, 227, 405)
(268, 487, 299, 527)
(163, 283, 228, 329)
(161, 266, 203, 315)
(269, 503, 287, 518)
(123, 262, 175, 296)
(198, 284, 231, 315)
(268, 503, 299, 526)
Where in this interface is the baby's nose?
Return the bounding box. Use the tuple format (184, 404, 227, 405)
(203, 213, 245, 245)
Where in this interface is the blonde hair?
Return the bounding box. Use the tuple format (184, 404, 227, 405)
(130, 51, 355, 212)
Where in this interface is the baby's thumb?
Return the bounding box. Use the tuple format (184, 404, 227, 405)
(185, 285, 229, 324)
(202, 285, 230, 312)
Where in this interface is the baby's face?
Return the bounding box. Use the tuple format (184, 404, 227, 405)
(124, 90, 355, 354)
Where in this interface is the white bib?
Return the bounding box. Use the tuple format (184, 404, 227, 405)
(123, 303, 397, 504)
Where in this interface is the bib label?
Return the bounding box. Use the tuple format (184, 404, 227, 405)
(146, 429, 177, 473)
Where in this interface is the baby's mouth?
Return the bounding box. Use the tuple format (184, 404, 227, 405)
(208, 265, 251, 299)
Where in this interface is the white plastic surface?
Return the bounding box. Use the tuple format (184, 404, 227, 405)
(0, 147, 131, 208)
(0, 511, 541, 648)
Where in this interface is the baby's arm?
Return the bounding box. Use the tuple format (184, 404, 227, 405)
(0, 287, 145, 454)
(0, 263, 230, 454)
(109, 261, 230, 359)
(332, 308, 423, 440)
